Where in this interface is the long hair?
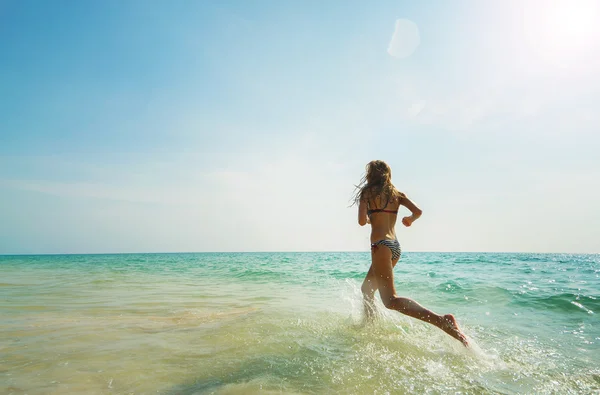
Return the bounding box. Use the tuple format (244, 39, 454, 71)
(351, 160, 405, 207)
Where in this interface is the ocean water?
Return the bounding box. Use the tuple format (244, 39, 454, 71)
(1, 252, 599, 395)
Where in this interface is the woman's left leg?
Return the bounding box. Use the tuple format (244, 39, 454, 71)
(361, 254, 400, 319)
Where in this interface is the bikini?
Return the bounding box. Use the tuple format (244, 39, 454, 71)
(367, 206, 402, 261)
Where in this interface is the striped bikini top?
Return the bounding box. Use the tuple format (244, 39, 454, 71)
(367, 208, 398, 215)
(367, 198, 398, 216)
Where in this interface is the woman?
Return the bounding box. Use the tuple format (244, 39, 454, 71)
(353, 160, 468, 346)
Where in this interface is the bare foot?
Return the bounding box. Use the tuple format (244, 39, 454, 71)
(441, 314, 469, 346)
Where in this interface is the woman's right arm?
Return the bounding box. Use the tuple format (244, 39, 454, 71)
(400, 196, 422, 227)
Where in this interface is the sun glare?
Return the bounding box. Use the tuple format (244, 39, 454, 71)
(522, 0, 599, 64)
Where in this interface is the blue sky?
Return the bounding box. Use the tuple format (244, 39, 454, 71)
(1, 0, 599, 254)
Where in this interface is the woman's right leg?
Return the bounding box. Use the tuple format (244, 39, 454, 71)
(371, 247, 468, 346)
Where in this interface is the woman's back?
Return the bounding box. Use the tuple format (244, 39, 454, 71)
(365, 194, 401, 242)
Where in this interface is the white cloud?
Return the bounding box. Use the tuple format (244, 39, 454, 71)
(381, 65, 600, 132)
(0, 132, 372, 253)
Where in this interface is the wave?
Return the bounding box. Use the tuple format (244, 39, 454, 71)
(512, 292, 599, 314)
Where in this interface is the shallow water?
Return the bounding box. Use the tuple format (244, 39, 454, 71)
(1, 252, 599, 394)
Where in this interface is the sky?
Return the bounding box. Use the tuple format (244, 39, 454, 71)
(1, 0, 599, 254)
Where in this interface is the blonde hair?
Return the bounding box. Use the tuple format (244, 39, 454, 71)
(352, 160, 405, 206)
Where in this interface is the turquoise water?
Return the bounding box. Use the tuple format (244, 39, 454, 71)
(1, 252, 599, 394)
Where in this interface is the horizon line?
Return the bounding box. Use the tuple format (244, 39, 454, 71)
(1, 250, 598, 257)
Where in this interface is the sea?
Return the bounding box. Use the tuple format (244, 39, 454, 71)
(1, 252, 599, 394)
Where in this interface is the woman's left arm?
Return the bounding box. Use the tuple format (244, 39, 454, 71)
(358, 198, 369, 226)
